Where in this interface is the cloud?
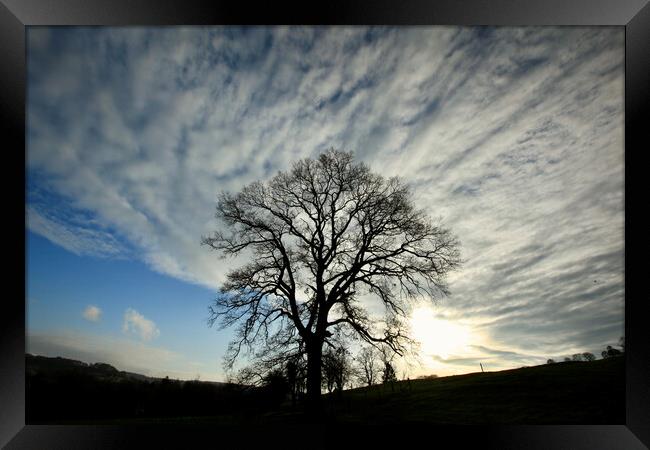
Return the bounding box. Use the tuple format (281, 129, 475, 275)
(26, 27, 624, 372)
(82, 305, 102, 322)
(122, 308, 160, 341)
(26, 204, 126, 258)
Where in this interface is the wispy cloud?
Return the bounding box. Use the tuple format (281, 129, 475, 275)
(82, 305, 102, 322)
(122, 308, 160, 341)
(27, 205, 126, 258)
(27, 26, 624, 369)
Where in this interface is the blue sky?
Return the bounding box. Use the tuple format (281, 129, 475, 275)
(27, 231, 231, 380)
(26, 26, 624, 380)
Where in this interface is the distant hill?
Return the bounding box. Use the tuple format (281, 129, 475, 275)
(26, 354, 226, 385)
(26, 354, 281, 423)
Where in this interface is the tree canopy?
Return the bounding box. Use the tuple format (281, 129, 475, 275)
(203, 149, 462, 407)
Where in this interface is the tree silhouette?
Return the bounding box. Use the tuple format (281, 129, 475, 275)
(322, 343, 352, 394)
(262, 369, 290, 407)
(382, 360, 397, 385)
(582, 352, 596, 362)
(203, 149, 461, 411)
(602, 345, 622, 359)
(322, 349, 338, 394)
(380, 346, 398, 392)
(355, 346, 380, 387)
(417, 373, 438, 380)
(286, 358, 305, 407)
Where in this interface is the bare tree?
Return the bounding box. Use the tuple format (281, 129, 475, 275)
(379, 346, 398, 390)
(321, 349, 337, 394)
(355, 346, 380, 387)
(319, 325, 350, 394)
(286, 357, 306, 406)
(322, 344, 352, 394)
(202, 149, 461, 410)
(571, 353, 584, 362)
(582, 352, 596, 362)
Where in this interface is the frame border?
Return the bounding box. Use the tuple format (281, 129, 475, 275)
(2, 1, 648, 448)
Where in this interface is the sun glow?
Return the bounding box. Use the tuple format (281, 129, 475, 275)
(410, 306, 473, 360)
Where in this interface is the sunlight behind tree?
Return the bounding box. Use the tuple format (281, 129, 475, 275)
(409, 305, 472, 360)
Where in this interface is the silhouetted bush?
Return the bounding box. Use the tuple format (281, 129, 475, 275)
(417, 374, 439, 380)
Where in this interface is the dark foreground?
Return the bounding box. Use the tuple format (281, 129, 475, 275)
(319, 356, 624, 424)
(26, 354, 624, 425)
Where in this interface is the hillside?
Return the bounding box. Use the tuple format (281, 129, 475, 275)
(26, 354, 155, 382)
(25, 354, 225, 385)
(307, 356, 625, 424)
(26, 354, 624, 425)
(26, 354, 260, 423)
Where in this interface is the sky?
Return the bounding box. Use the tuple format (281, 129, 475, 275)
(26, 26, 624, 381)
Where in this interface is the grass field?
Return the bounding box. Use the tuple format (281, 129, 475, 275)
(254, 356, 624, 425)
(42, 356, 623, 426)
(328, 356, 623, 424)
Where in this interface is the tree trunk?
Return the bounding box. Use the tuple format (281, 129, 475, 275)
(306, 339, 323, 415)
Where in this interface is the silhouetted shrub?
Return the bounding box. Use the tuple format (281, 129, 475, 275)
(417, 374, 439, 380)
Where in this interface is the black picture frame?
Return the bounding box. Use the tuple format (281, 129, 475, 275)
(2, 1, 648, 448)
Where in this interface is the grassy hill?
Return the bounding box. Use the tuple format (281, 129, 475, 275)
(26, 354, 624, 425)
(312, 356, 625, 424)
